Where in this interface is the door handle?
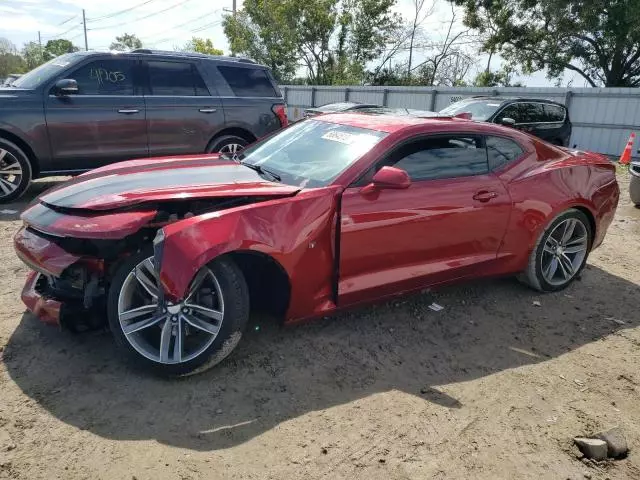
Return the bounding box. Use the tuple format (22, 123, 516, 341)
(199, 108, 217, 113)
(473, 190, 498, 202)
(117, 109, 140, 114)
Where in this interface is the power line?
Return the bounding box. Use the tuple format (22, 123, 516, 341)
(56, 14, 79, 26)
(87, 0, 195, 31)
(87, 0, 159, 22)
(41, 23, 82, 41)
(141, 9, 222, 41)
(145, 20, 222, 46)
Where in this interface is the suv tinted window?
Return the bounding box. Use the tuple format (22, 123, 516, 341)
(498, 102, 545, 123)
(385, 136, 487, 181)
(486, 136, 524, 170)
(148, 61, 209, 96)
(66, 58, 134, 95)
(543, 103, 566, 122)
(218, 66, 277, 97)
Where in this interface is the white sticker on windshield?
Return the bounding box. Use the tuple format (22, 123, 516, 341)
(487, 103, 501, 106)
(322, 130, 358, 144)
(52, 61, 71, 67)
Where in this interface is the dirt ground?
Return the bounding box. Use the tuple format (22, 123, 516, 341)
(0, 174, 639, 480)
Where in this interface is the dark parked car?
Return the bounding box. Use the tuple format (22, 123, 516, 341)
(303, 101, 380, 119)
(0, 50, 288, 203)
(630, 158, 640, 206)
(440, 97, 572, 147)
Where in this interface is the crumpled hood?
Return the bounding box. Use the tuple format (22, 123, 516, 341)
(39, 156, 300, 211)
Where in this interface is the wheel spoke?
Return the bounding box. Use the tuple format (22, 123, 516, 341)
(185, 268, 211, 302)
(564, 244, 586, 254)
(123, 313, 166, 335)
(556, 255, 570, 279)
(565, 235, 587, 247)
(0, 149, 6, 162)
(0, 178, 16, 195)
(543, 243, 556, 255)
(120, 304, 158, 322)
(544, 256, 559, 279)
(186, 303, 223, 322)
(173, 317, 183, 363)
(134, 260, 158, 299)
(559, 253, 575, 275)
(182, 312, 220, 335)
(561, 219, 577, 244)
(159, 317, 173, 363)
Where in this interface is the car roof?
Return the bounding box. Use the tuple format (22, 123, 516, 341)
(78, 49, 259, 65)
(315, 112, 471, 133)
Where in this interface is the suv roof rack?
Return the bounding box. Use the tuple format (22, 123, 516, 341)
(129, 49, 256, 63)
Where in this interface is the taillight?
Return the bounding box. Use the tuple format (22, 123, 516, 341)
(272, 104, 289, 127)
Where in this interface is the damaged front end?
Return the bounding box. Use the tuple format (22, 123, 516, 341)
(15, 195, 284, 331)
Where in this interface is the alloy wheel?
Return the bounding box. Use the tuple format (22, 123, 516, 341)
(541, 217, 589, 286)
(0, 148, 22, 199)
(117, 257, 225, 364)
(218, 142, 244, 159)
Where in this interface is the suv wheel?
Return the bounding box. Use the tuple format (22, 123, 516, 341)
(0, 138, 32, 204)
(207, 135, 248, 158)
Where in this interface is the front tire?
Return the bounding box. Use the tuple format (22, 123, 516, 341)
(107, 248, 250, 376)
(0, 138, 32, 204)
(630, 175, 640, 206)
(519, 209, 592, 292)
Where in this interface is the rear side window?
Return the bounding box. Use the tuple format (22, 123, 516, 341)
(543, 104, 566, 122)
(486, 136, 524, 170)
(498, 102, 545, 123)
(218, 66, 277, 97)
(66, 59, 134, 95)
(386, 136, 488, 181)
(147, 61, 209, 96)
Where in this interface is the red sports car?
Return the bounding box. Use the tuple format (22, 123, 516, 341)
(14, 113, 619, 376)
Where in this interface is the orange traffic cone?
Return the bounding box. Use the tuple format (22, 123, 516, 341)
(619, 133, 635, 164)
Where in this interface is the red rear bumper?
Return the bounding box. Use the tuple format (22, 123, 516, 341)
(21, 270, 62, 327)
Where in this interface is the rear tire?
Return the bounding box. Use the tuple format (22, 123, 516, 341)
(630, 175, 640, 206)
(0, 138, 32, 204)
(519, 209, 592, 292)
(107, 248, 250, 376)
(207, 135, 248, 157)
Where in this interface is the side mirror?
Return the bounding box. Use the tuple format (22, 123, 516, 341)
(500, 117, 516, 127)
(53, 78, 78, 96)
(364, 166, 411, 193)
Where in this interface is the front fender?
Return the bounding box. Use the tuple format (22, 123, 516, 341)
(158, 187, 341, 320)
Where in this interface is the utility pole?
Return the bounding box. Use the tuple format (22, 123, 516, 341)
(233, 0, 236, 14)
(82, 9, 88, 51)
(38, 31, 42, 49)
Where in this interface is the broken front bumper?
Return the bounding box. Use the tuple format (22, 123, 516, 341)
(14, 227, 105, 329)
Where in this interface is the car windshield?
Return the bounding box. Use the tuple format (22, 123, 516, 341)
(439, 100, 502, 121)
(12, 53, 80, 89)
(236, 119, 387, 188)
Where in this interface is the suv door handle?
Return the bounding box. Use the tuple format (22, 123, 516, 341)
(199, 108, 217, 113)
(117, 109, 140, 114)
(473, 190, 498, 202)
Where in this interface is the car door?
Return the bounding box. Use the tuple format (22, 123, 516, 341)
(338, 134, 512, 306)
(44, 56, 147, 172)
(143, 59, 225, 157)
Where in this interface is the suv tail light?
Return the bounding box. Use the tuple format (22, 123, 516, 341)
(272, 104, 289, 127)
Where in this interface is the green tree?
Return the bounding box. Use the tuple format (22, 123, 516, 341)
(0, 38, 26, 78)
(223, 0, 402, 85)
(43, 39, 79, 60)
(223, 1, 300, 82)
(449, 0, 640, 87)
(183, 37, 223, 55)
(473, 67, 523, 87)
(110, 33, 143, 52)
(22, 41, 45, 70)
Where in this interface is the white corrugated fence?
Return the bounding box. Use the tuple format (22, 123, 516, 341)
(281, 85, 640, 157)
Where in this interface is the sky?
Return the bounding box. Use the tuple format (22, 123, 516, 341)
(0, 0, 585, 87)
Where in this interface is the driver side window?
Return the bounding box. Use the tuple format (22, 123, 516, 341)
(357, 135, 488, 185)
(64, 59, 135, 95)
